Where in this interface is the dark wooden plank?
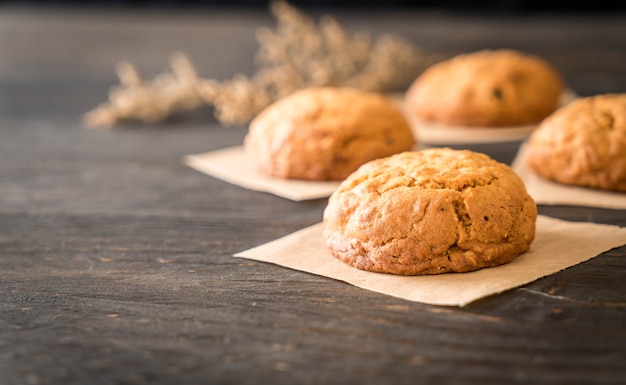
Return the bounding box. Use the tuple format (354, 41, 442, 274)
(1, 7, 625, 385)
(2, 211, 625, 385)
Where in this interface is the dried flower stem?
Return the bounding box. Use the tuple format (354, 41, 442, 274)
(83, 1, 435, 128)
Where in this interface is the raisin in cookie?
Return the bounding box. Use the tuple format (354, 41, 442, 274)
(323, 148, 537, 275)
(526, 94, 626, 192)
(405, 50, 564, 127)
(244, 87, 415, 181)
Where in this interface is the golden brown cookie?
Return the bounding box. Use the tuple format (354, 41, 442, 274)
(405, 50, 564, 127)
(323, 148, 537, 275)
(244, 87, 415, 181)
(526, 94, 626, 192)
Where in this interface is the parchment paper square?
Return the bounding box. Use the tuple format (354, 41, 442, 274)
(184, 146, 340, 201)
(235, 216, 626, 306)
(512, 142, 626, 209)
(391, 90, 577, 145)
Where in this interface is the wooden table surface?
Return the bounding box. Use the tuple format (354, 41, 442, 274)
(1, 6, 625, 385)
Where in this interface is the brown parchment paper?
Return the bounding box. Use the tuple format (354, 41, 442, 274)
(512, 142, 626, 209)
(184, 146, 341, 201)
(235, 215, 626, 306)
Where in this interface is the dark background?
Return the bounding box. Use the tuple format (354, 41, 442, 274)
(1, 0, 625, 14)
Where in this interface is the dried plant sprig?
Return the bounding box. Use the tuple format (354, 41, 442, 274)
(83, 1, 436, 128)
(83, 52, 205, 128)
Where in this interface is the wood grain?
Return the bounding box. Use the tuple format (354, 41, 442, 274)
(0, 7, 625, 385)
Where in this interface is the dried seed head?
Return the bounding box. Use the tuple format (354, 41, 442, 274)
(83, 1, 436, 128)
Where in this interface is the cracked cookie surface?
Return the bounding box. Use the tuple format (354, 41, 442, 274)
(323, 148, 537, 275)
(244, 87, 415, 181)
(405, 50, 564, 127)
(527, 94, 626, 192)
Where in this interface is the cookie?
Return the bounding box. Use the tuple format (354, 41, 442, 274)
(323, 148, 537, 275)
(405, 50, 564, 127)
(244, 87, 415, 181)
(526, 94, 626, 192)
